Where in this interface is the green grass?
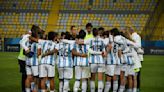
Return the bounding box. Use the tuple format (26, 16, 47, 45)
(0, 52, 164, 92)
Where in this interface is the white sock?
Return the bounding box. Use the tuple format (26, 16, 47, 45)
(41, 89, 46, 92)
(104, 81, 111, 92)
(63, 79, 69, 92)
(59, 80, 63, 92)
(90, 80, 95, 92)
(31, 82, 35, 90)
(25, 88, 30, 92)
(118, 85, 125, 92)
(50, 90, 54, 92)
(128, 89, 133, 92)
(82, 80, 87, 92)
(73, 80, 80, 92)
(133, 88, 137, 92)
(113, 81, 118, 92)
(98, 80, 104, 92)
(46, 80, 50, 90)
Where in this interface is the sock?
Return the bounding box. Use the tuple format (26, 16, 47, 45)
(118, 85, 125, 92)
(98, 80, 104, 92)
(133, 88, 137, 92)
(128, 89, 133, 92)
(41, 89, 46, 92)
(73, 80, 80, 92)
(82, 80, 87, 92)
(46, 80, 50, 90)
(113, 80, 118, 92)
(31, 82, 35, 90)
(50, 90, 54, 92)
(63, 79, 69, 92)
(59, 81, 63, 92)
(90, 81, 95, 92)
(25, 88, 30, 92)
(104, 81, 111, 92)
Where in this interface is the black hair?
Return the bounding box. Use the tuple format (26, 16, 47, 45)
(110, 28, 120, 36)
(86, 23, 93, 28)
(70, 25, 75, 30)
(103, 31, 109, 37)
(31, 25, 40, 33)
(77, 29, 86, 39)
(61, 32, 66, 37)
(98, 27, 105, 31)
(64, 32, 71, 40)
(92, 28, 99, 37)
(48, 31, 57, 40)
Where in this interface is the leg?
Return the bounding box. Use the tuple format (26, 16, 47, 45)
(119, 71, 126, 92)
(40, 77, 46, 92)
(73, 80, 80, 92)
(133, 75, 137, 92)
(82, 79, 87, 92)
(128, 75, 133, 92)
(113, 75, 118, 92)
(59, 79, 64, 92)
(104, 75, 112, 92)
(49, 77, 55, 92)
(98, 72, 104, 92)
(25, 75, 32, 92)
(90, 73, 96, 92)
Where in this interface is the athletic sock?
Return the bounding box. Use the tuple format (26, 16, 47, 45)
(25, 88, 30, 92)
(98, 80, 104, 92)
(82, 80, 87, 92)
(41, 89, 46, 92)
(127, 89, 133, 92)
(59, 80, 63, 92)
(113, 80, 118, 92)
(90, 80, 95, 92)
(73, 80, 80, 92)
(118, 85, 125, 92)
(133, 88, 137, 92)
(104, 81, 111, 92)
(63, 79, 69, 92)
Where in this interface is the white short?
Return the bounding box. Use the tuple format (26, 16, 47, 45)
(58, 67, 73, 79)
(120, 64, 128, 76)
(75, 66, 90, 79)
(105, 65, 120, 76)
(90, 64, 105, 73)
(39, 64, 55, 78)
(127, 65, 136, 76)
(26, 65, 38, 76)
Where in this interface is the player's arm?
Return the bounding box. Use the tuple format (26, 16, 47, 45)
(19, 36, 30, 53)
(72, 49, 87, 57)
(61, 39, 75, 44)
(42, 49, 58, 57)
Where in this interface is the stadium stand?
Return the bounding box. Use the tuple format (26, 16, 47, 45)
(56, 13, 149, 33)
(0, 0, 52, 38)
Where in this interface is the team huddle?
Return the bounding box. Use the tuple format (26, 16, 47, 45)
(19, 23, 144, 92)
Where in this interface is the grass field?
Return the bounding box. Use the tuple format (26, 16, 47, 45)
(0, 52, 164, 92)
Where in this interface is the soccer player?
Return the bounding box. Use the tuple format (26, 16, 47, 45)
(38, 32, 58, 92)
(104, 28, 122, 92)
(86, 28, 106, 92)
(73, 30, 90, 92)
(55, 32, 74, 92)
(19, 25, 40, 92)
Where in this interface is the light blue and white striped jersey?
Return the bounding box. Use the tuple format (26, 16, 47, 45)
(107, 35, 122, 65)
(74, 42, 89, 66)
(126, 45, 134, 65)
(89, 37, 106, 64)
(120, 36, 128, 64)
(25, 41, 32, 65)
(55, 42, 74, 68)
(29, 42, 38, 66)
(38, 40, 56, 65)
